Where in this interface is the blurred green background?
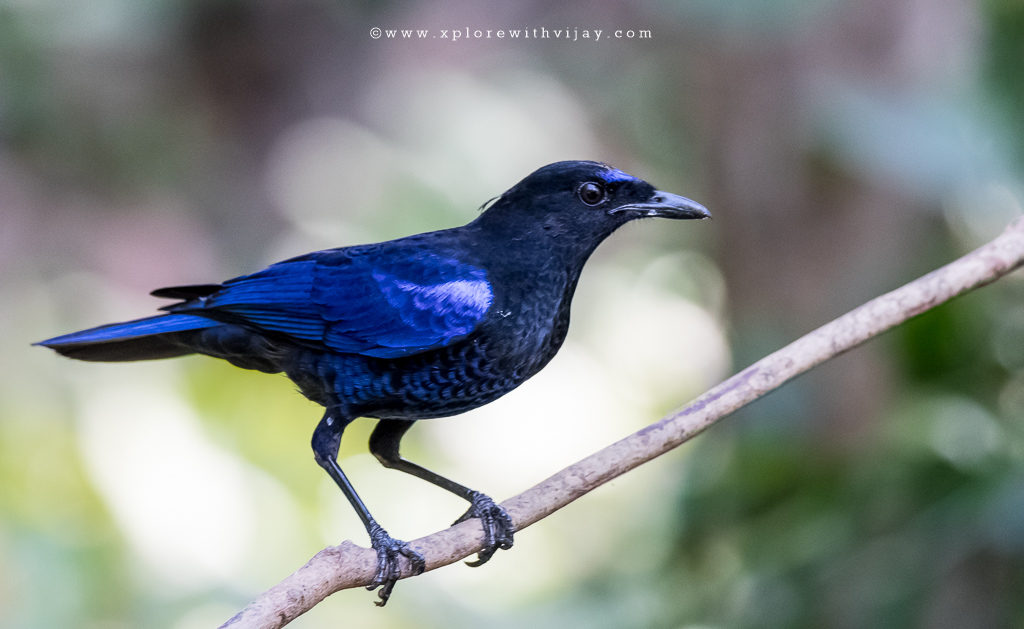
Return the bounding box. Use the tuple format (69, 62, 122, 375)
(3, 1, 1024, 627)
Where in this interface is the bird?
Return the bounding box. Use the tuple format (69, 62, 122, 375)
(36, 160, 710, 605)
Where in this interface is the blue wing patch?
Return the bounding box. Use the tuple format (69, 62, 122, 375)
(360, 269, 492, 356)
(185, 249, 493, 358)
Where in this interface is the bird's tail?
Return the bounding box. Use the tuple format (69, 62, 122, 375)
(36, 314, 219, 362)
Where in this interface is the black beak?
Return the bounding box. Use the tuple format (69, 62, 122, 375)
(608, 190, 711, 220)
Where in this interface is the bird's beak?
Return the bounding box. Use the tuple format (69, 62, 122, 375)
(609, 190, 711, 220)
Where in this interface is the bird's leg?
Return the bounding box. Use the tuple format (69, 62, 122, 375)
(369, 419, 515, 567)
(312, 411, 425, 606)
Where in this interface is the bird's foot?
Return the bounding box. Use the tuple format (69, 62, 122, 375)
(453, 491, 515, 567)
(366, 523, 426, 606)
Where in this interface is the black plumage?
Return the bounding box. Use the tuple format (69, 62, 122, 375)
(37, 160, 709, 604)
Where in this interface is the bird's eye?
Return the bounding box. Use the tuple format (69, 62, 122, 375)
(577, 181, 606, 206)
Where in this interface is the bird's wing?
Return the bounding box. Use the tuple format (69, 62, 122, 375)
(167, 248, 493, 358)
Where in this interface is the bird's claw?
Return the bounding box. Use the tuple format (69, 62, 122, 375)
(366, 523, 425, 606)
(453, 491, 515, 567)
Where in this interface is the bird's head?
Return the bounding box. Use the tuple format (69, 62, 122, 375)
(477, 161, 709, 246)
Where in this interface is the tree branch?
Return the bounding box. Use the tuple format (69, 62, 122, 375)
(221, 216, 1024, 629)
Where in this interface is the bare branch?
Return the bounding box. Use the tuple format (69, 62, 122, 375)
(222, 217, 1024, 629)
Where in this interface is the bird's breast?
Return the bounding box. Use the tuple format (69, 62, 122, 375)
(296, 267, 578, 420)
